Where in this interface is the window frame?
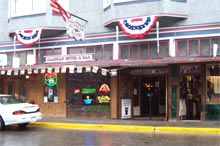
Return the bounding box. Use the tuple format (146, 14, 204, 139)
(37, 48, 61, 64)
(176, 37, 220, 57)
(9, 0, 47, 18)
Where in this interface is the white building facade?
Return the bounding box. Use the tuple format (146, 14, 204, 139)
(0, 0, 219, 121)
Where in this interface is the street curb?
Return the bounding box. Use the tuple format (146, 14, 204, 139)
(30, 122, 220, 134)
(30, 122, 155, 132)
(155, 126, 220, 134)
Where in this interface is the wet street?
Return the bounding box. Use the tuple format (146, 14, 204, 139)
(0, 126, 219, 146)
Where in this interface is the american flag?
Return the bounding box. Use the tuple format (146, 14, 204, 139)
(50, 0, 71, 21)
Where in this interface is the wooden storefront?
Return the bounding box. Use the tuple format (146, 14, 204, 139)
(1, 73, 66, 117)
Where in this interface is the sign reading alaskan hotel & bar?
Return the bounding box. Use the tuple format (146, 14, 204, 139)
(45, 53, 94, 63)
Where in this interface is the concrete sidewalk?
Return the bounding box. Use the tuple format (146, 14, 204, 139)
(30, 117, 220, 134)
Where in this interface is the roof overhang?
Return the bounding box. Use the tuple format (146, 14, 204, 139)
(8, 26, 67, 38)
(104, 13, 188, 28)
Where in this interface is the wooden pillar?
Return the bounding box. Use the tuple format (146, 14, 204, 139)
(200, 63, 206, 121)
(110, 76, 118, 119)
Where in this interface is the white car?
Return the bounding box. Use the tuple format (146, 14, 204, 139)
(0, 94, 42, 130)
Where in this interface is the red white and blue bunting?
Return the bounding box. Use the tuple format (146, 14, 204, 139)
(118, 15, 158, 38)
(14, 28, 44, 47)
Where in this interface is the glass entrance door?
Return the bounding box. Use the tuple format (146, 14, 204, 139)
(140, 76, 166, 120)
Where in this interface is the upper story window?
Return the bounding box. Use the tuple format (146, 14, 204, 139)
(68, 45, 113, 61)
(103, 0, 111, 9)
(176, 37, 220, 57)
(114, 0, 146, 4)
(15, 51, 33, 66)
(171, 0, 187, 2)
(113, 0, 159, 4)
(37, 48, 61, 64)
(9, 0, 46, 17)
(5, 50, 33, 67)
(119, 41, 169, 60)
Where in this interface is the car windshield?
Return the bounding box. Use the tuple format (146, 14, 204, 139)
(0, 95, 23, 105)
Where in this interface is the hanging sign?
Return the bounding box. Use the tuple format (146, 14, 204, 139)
(66, 21, 85, 41)
(118, 15, 158, 38)
(12, 57, 20, 68)
(101, 69, 108, 76)
(44, 72, 58, 87)
(45, 54, 94, 63)
(1, 70, 6, 75)
(14, 28, 44, 47)
(27, 54, 36, 65)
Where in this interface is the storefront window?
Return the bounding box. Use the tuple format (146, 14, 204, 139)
(20, 84, 26, 101)
(179, 64, 202, 120)
(66, 72, 110, 106)
(44, 85, 58, 103)
(206, 64, 220, 103)
(7, 84, 13, 95)
(206, 64, 220, 120)
(43, 72, 58, 103)
(180, 64, 201, 74)
(171, 85, 177, 118)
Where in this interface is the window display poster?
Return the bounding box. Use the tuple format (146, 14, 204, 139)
(44, 96, 48, 103)
(54, 96, 58, 103)
(121, 99, 131, 119)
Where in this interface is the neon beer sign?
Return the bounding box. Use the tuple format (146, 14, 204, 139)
(44, 72, 58, 87)
(97, 95, 110, 103)
(84, 95, 93, 105)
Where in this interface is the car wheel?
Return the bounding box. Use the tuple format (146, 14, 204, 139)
(18, 123, 29, 128)
(0, 116, 5, 131)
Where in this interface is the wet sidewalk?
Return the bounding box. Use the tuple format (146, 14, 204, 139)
(30, 117, 220, 134)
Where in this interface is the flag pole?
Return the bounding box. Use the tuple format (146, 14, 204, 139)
(14, 35, 16, 57)
(50, 0, 88, 23)
(69, 13, 88, 23)
(156, 21, 159, 55)
(113, 26, 119, 60)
